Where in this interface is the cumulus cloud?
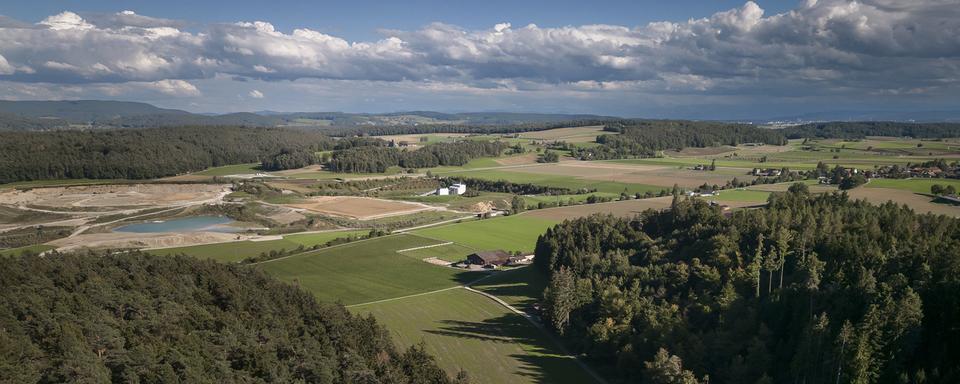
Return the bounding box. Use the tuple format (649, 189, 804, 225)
(0, 2, 957, 103)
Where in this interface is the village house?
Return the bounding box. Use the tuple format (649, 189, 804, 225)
(467, 250, 512, 266)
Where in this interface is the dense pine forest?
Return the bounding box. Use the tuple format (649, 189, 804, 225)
(326, 141, 508, 173)
(534, 185, 959, 383)
(573, 120, 788, 160)
(0, 127, 334, 183)
(0, 252, 460, 383)
(784, 122, 960, 139)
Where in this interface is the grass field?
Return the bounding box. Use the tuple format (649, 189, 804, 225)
(194, 163, 261, 176)
(149, 229, 368, 262)
(400, 243, 476, 262)
(259, 234, 485, 305)
(0, 244, 55, 257)
(412, 215, 559, 253)
(353, 288, 599, 384)
(865, 178, 960, 194)
(471, 266, 547, 313)
(707, 189, 772, 202)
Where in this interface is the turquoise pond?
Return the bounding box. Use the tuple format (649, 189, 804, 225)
(114, 216, 237, 233)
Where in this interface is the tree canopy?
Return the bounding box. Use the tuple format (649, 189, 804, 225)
(0, 252, 458, 383)
(534, 186, 960, 383)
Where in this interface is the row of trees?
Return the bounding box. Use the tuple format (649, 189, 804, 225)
(534, 186, 959, 383)
(326, 141, 508, 173)
(0, 252, 462, 383)
(573, 120, 788, 160)
(784, 122, 960, 139)
(0, 126, 335, 183)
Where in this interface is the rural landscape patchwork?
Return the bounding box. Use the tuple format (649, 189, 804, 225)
(1, 1, 960, 383)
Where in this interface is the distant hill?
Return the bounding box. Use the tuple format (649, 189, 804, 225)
(0, 100, 614, 130)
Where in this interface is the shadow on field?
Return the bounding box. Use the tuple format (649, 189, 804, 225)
(450, 271, 489, 285)
(427, 314, 593, 384)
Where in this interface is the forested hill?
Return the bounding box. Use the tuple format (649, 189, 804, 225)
(0, 100, 614, 131)
(783, 121, 960, 139)
(572, 120, 788, 160)
(534, 186, 960, 383)
(0, 252, 459, 383)
(0, 126, 334, 183)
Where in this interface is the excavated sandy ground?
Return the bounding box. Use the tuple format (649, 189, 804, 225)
(49, 231, 247, 252)
(285, 196, 439, 220)
(0, 184, 227, 209)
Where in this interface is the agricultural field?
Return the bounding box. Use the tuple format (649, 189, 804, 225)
(258, 234, 485, 305)
(0, 244, 54, 257)
(353, 287, 599, 384)
(471, 266, 548, 313)
(865, 178, 960, 194)
(517, 125, 609, 143)
(412, 215, 559, 253)
(399, 243, 476, 262)
(523, 196, 674, 220)
(848, 188, 960, 217)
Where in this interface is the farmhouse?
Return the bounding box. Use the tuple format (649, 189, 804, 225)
(467, 250, 512, 266)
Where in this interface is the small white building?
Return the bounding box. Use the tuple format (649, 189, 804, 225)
(435, 187, 450, 196)
(448, 183, 467, 195)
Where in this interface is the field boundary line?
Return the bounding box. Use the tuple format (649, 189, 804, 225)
(463, 284, 610, 384)
(345, 286, 463, 308)
(396, 242, 453, 253)
(248, 233, 410, 265)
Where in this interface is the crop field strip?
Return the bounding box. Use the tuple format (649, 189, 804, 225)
(353, 287, 602, 384)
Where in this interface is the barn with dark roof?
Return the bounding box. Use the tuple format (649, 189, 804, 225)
(466, 250, 512, 266)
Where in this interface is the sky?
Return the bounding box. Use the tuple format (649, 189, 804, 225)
(0, 0, 957, 118)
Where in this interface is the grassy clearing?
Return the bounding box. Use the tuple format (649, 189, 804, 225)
(400, 243, 476, 262)
(865, 178, 960, 194)
(0, 179, 131, 189)
(353, 288, 598, 384)
(149, 229, 368, 263)
(284, 230, 370, 247)
(259, 234, 485, 305)
(521, 193, 620, 207)
(412, 215, 558, 253)
(0, 244, 55, 257)
(195, 163, 261, 176)
(708, 189, 772, 203)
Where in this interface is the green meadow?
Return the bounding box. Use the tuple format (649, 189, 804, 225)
(258, 234, 485, 305)
(353, 288, 599, 384)
(412, 215, 559, 253)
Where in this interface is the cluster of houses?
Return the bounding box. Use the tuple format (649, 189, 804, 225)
(454, 250, 534, 269)
(874, 164, 958, 179)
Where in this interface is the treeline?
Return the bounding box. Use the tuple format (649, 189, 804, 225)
(573, 120, 788, 160)
(534, 186, 959, 383)
(326, 141, 507, 173)
(784, 121, 960, 139)
(0, 126, 334, 183)
(319, 120, 617, 137)
(440, 177, 583, 195)
(260, 148, 319, 171)
(0, 252, 461, 383)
